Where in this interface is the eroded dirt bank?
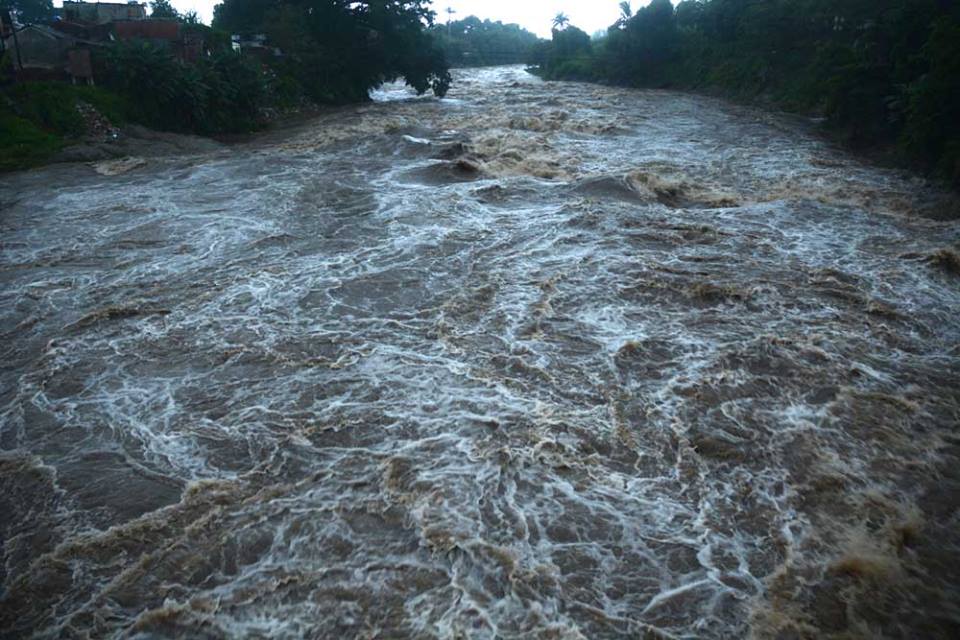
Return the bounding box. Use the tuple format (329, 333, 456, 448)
(1, 66, 959, 639)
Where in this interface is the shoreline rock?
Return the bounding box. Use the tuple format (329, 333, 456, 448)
(53, 124, 226, 165)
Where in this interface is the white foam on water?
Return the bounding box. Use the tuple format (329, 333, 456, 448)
(1, 65, 959, 639)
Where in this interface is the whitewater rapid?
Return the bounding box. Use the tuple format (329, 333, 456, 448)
(1, 66, 958, 639)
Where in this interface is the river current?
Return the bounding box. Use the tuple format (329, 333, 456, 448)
(1, 66, 959, 639)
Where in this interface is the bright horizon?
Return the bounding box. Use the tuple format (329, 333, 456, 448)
(53, 1, 663, 38)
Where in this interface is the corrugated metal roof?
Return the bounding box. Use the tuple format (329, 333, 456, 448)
(2, 23, 105, 47)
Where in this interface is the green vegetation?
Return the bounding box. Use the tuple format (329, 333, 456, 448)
(0, 111, 63, 171)
(99, 42, 267, 134)
(0, 41, 265, 169)
(212, 0, 451, 104)
(0, 80, 129, 170)
(533, 25, 593, 80)
(538, 0, 960, 185)
(1, 0, 451, 171)
(149, 0, 181, 20)
(430, 16, 541, 67)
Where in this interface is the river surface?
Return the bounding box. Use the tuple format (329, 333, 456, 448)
(2, 66, 959, 639)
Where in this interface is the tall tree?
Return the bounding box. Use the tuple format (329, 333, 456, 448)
(213, 0, 451, 101)
(149, 0, 179, 19)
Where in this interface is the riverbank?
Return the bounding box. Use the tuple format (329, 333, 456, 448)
(0, 82, 218, 172)
(1, 81, 329, 173)
(0, 75, 441, 175)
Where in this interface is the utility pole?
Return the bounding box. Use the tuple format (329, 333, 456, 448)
(445, 6, 455, 37)
(1, 8, 23, 73)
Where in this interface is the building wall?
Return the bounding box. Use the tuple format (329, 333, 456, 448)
(113, 19, 179, 41)
(3, 28, 72, 69)
(62, 2, 147, 25)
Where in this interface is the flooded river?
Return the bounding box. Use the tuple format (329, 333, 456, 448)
(1, 66, 959, 639)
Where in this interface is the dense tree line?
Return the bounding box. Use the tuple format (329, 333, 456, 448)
(430, 16, 541, 67)
(538, 0, 960, 184)
(212, 0, 450, 104)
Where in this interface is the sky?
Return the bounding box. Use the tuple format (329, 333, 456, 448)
(56, 1, 651, 38)
(417, 1, 630, 38)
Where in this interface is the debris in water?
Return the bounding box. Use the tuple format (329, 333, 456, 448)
(927, 248, 960, 275)
(93, 157, 147, 176)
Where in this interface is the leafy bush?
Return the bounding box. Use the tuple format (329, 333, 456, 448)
(0, 81, 132, 171)
(902, 17, 960, 184)
(213, 0, 451, 104)
(0, 110, 64, 171)
(4, 82, 85, 136)
(98, 42, 268, 134)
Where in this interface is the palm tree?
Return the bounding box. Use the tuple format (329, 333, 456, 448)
(552, 12, 570, 31)
(613, 1, 632, 29)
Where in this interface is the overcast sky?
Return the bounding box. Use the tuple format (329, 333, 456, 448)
(417, 1, 630, 38)
(87, 1, 653, 38)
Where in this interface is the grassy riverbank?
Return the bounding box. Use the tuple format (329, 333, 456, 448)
(0, 83, 130, 171)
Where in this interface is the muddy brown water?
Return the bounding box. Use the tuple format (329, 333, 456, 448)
(1, 66, 959, 639)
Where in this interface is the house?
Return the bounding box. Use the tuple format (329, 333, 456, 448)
(61, 1, 147, 25)
(112, 18, 180, 44)
(112, 19, 203, 62)
(1, 24, 102, 82)
(3, 1, 205, 83)
(48, 18, 115, 42)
